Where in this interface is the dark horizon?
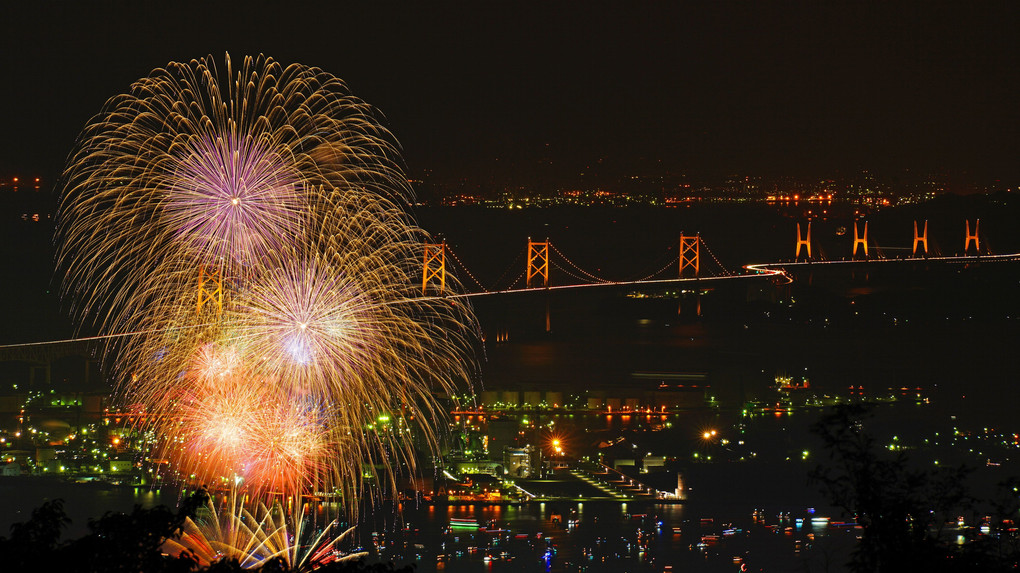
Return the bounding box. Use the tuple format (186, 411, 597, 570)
(1, 2, 1017, 187)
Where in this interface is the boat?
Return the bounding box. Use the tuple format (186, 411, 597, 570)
(449, 518, 481, 530)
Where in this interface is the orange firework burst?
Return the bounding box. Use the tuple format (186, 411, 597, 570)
(168, 352, 331, 494)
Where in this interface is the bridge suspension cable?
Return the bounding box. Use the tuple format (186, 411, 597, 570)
(491, 248, 527, 291)
(550, 259, 607, 285)
(622, 236, 681, 282)
(506, 269, 527, 290)
(549, 243, 612, 284)
(444, 243, 489, 293)
(633, 253, 682, 282)
(699, 238, 732, 276)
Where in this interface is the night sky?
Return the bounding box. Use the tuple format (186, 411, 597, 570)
(1, 2, 1017, 185)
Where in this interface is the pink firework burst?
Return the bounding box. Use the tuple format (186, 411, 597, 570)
(165, 131, 307, 266)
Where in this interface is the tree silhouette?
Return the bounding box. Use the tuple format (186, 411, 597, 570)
(0, 491, 413, 572)
(810, 404, 1018, 572)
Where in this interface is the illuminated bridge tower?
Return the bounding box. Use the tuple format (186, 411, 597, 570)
(526, 238, 550, 288)
(679, 234, 700, 278)
(964, 219, 980, 254)
(678, 234, 702, 316)
(527, 238, 551, 332)
(422, 241, 446, 295)
(852, 221, 869, 258)
(197, 265, 223, 315)
(912, 220, 928, 257)
(795, 222, 812, 260)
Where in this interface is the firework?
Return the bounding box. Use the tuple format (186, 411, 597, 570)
(168, 350, 331, 495)
(56, 53, 478, 505)
(162, 491, 366, 569)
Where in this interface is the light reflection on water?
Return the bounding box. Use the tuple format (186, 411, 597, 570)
(0, 479, 853, 572)
(361, 498, 854, 572)
(0, 478, 178, 538)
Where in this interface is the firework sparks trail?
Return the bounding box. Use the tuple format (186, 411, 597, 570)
(57, 54, 478, 509)
(162, 491, 367, 569)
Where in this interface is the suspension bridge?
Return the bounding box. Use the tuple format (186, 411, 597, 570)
(2, 218, 1018, 359)
(414, 217, 1018, 301)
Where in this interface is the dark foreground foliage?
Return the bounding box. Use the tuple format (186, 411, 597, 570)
(810, 404, 1020, 572)
(0, 491, 412, 573)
